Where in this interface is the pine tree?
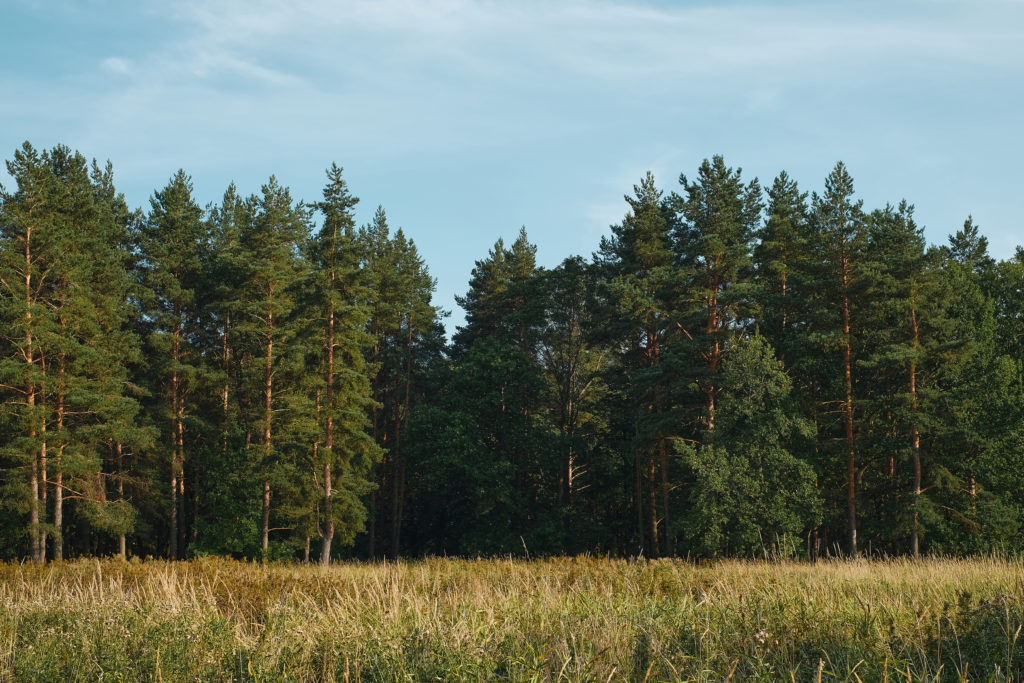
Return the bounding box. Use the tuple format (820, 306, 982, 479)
(595, 172, 681, 556)
(672, 155, 762, 433)
(753, 171, 810, 362)
(860, 202, 950, 555)
(235, 177, 312, 560)
(138, 170, 207, 558)
(0, 143, 62, 562)
(310, 164, 380, 564)
(360, 207, 440, 557)
(538, 257, 608, 536)
(807, 161, 867, 556)
(944, 216, 995, 275)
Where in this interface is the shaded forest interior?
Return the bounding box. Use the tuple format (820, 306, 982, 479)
(2, 142, 1023, 563)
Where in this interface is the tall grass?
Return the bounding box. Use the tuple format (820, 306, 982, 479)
(1, 556, 1023, 681)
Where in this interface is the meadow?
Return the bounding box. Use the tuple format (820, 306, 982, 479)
(1, 556, 1023, 681)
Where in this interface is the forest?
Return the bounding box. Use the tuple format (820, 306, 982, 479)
(1, 141, 1022, 564)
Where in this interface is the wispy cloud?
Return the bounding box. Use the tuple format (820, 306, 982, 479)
(3, 0, 1022, 303)
(101, 57, 133, 76)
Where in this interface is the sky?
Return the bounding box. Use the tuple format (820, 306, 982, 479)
(2, 0, 1022, 332)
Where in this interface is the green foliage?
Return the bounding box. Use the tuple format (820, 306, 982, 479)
(1, 141, 1023, 562)
(681, 335, 820, 557)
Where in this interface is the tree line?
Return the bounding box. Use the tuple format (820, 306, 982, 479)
(1, 142, 1021, 563)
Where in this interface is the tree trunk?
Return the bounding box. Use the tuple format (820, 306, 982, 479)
(368, 319, 382, 559)
(222, 314, 231, 457)
(261, 479, 271, 559)
(648, 453, 658, 558)
(117, 442, 126, 560)
(706, 280, 719, 430)
(910, 301, 921, 558)
(841, 264, 857, 558)
(261, 305, 273, 560)
(54, 388, 65, 562)
(660, 438, 672, 556)
(25, 225, 43, 564)
(634, 436, 644, 556)
(322, 307, 335, 566)
(39, 356, 47, 562)
(29, 447, 40, 564)
(390, 315, 414, 558)
(169, 310, 185, 560)
(39, 389, 47, 562)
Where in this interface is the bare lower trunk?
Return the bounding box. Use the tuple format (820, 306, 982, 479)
(25, 225, 43, 564)
(30, 452, 41, 563)
(170, 467, 178, 559)
(842, 283, 857, 558)
(170, 312, 183, 560)
(648, 453, 658, 558)
(117, 442, 126, 560)
(660, 438, 672, 556)
(28, 385, 42, 564)
(635, 440, 644, 555)
(910, 304, 921, 558)
(54, 465, 63, 562)
(54, 387, 65, 561)
(40, 426, 47, 562)
(390, 317, 414, 558)
(261, 479, 271, 559)
(177, 459, 185, 555)
(261, 307, 273, 561)
(321, 463, 333, 565)
(391, 427, 402, 557)
(39, 369, 46, 561)
(911, 423, 921, 558)
(322, 310, 335, 566)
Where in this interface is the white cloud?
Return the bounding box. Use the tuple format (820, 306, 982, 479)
(101, 57, 133, 75)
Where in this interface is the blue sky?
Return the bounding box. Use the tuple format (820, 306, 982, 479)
(2, 0, 1022, 330)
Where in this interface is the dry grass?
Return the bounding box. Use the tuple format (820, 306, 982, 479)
(1, 556, 1023, 681)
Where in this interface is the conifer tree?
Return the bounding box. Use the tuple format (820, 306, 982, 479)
(860, 202, 950, 555)
(753, 171, 810, 363)
(0, 144, 145, 561)
(807, 162, 867, 556)
(673, 156, 762, 437)
(538, 257, 607, 529)
(236, 177, 312, 559)
(0, 143, 62, 562)
(138, 170, 207, 558)
(360, 207, 440, 557)
(311, 164, 380, 564)
(595, 172, 680, 556)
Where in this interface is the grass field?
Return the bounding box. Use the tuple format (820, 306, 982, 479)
(1, 556, 1023, 681)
